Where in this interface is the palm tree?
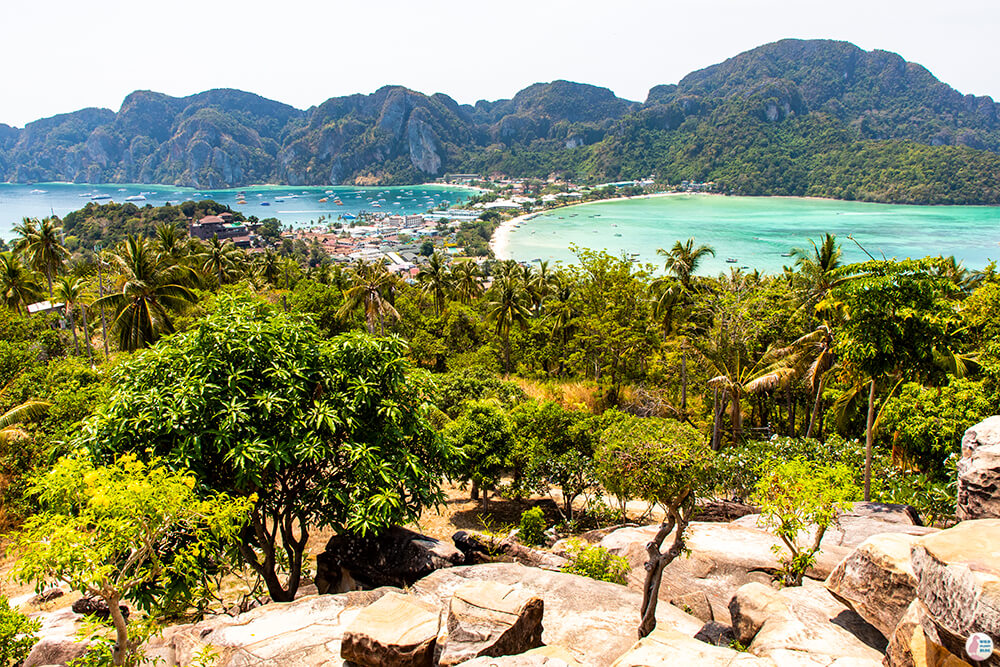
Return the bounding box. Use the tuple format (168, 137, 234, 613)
(0, 377, 49, 445)
(256, 248, 282, 285)
(417, 252, 452, 317)
(15, 217, 69, 296)
(745, 320, 837, 439)
(485, 272, 531, 374)
(93, 236, 196, 351)
(527, 260, 554, 312)
(451, 261, 483, 304)
(155, 222, 188, 263)
(791, 233, 850, 310)
(200, 235, 242, 285)
(657, 238, 714, 291)
(53, 276, 90, 356)
(338, 259, 400, 334)
(0, 252, 43, 315)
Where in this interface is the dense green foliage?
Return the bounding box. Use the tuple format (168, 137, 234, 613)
(560, 539, 630, 585)
(517, 507, 547, 547)
(72, 296, 454, 601)
(0, 595, 39, 666)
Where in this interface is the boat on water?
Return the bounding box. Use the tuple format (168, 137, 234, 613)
(91, 194, 112, 200)
(780, 252, 793, 257)
(726, 258, 738, 263)
(29, 189, 47, 194)
(319, 197, 329, 203)
(334, 199, 343, 205)
(260, 202, 270, 206)
(614, 233, 622, 237)
(125, 195, 146, 201)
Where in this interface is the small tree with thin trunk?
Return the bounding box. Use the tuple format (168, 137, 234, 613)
(14, 455, 252, 666)
(595, 415, 714, 638)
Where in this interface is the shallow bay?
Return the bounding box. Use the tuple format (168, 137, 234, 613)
(502, 194, 1000, 273)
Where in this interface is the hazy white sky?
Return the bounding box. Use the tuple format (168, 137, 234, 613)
(3, 0, 999, 127)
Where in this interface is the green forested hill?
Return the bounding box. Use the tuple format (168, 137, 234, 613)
(3, 39, 1000, 203)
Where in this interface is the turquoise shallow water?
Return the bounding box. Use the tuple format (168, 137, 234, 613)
(0, 183, 475, 240)
(504, 194, 1000, 274)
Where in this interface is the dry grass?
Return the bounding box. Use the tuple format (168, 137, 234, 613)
(511, 378, 601, 412)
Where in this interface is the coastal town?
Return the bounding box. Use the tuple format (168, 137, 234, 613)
(184, 175, 701, 278)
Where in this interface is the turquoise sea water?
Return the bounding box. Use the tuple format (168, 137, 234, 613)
(503, 194, 1000, 274)
(0, 182, 476, 240)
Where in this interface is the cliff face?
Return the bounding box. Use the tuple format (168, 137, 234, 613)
(3, 40, 1000, 189)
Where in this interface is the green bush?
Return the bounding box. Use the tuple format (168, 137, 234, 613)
(0, 595, 40, 667)
(754, 459, 859, 586)
(518, 506, 547, 547)
(560, 539, 630, 585)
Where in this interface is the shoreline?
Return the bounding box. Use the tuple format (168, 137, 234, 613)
(490, 191, 711, 259)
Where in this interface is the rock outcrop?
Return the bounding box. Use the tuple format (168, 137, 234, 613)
(413, 563, 702, 667)
(438, 581, 544, 666)
(600, 521, 851, 624)
(610, 625, 772, 666)
(886, 598, 974, 667)
(957, 416, 1000, 520)
(316, 526, 465, 593)
(729, 581, 885, 664)
(341, 592, 440, 667)
(826, 532, 921, 639)
(909, 520, 1000, 663)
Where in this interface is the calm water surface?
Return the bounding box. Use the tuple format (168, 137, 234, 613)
(0, 182, 475, 240)
(504, 194, 1000, 273)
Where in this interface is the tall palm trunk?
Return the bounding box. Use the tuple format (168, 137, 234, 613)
(806, 374, 826, 439)
(45, 266, 53, 297)
(67, 306, 79, 354)
(81, 306, 93, 362)
(864, 379, 876, 502)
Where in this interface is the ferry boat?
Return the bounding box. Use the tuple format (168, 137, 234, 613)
(91, 194, 112, 200)
(125, 195, 146, 201)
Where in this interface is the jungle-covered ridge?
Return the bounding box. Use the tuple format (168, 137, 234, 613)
(4, 39, 1000, 203)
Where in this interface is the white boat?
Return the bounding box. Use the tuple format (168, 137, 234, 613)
(125, 195, 146, 201)
(29, 188, 47, 194)
(91, 194, 112, 200)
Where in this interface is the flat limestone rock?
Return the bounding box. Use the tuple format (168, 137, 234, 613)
(600, 522, 851, 624)
(341, 592, 440, 667)
(910, 520, 1000, 662)
(609, 626, 774, 666)
(413, 563, 702, 667)
(439, 580, 544, 666)
(825, 532, 920, 639)
(957, 416, 1000, 520)
(147, 590, 392, 666)
(729, 580, 885, 665)
(456, 645, 582, 666)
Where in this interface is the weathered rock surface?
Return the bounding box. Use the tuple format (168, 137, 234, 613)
(909, 520, 1000, 663)
(438, 581, 544, 666)
(957, 416, 1000, 520)
(412, 563, 702, 667)
(316, 525, 465, 593)
(455, 645, 582, 666)
(729, 581, 885, 665)
(23, 608, 88, 667)
(453, 530, 568, 570)
(733, 502, 935, 551)
(600, 522, 851, 624)
(885, 599, 973, 667)
(826, 532, 920, 639)
(341, 591, 440, 667)
(610, 626, 773, 666)
(146, 589, 391, 666)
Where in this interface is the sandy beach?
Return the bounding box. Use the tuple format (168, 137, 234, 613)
(489, 191, 708, 259)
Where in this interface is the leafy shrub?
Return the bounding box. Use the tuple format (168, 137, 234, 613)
(444, 401, 514, 505)
(714, 435, 888, 501)
(754, 459, 859, 586)
(518, 507, 547, 547)
(879, 378, 992, 475)
(0, 595, 39, 667)
(432, 368, 525, 418)
(560, 539, 630, 585)
(875, 454, 959, 526)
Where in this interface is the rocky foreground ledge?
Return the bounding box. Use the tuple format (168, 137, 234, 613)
(21, 516, 999, 666)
